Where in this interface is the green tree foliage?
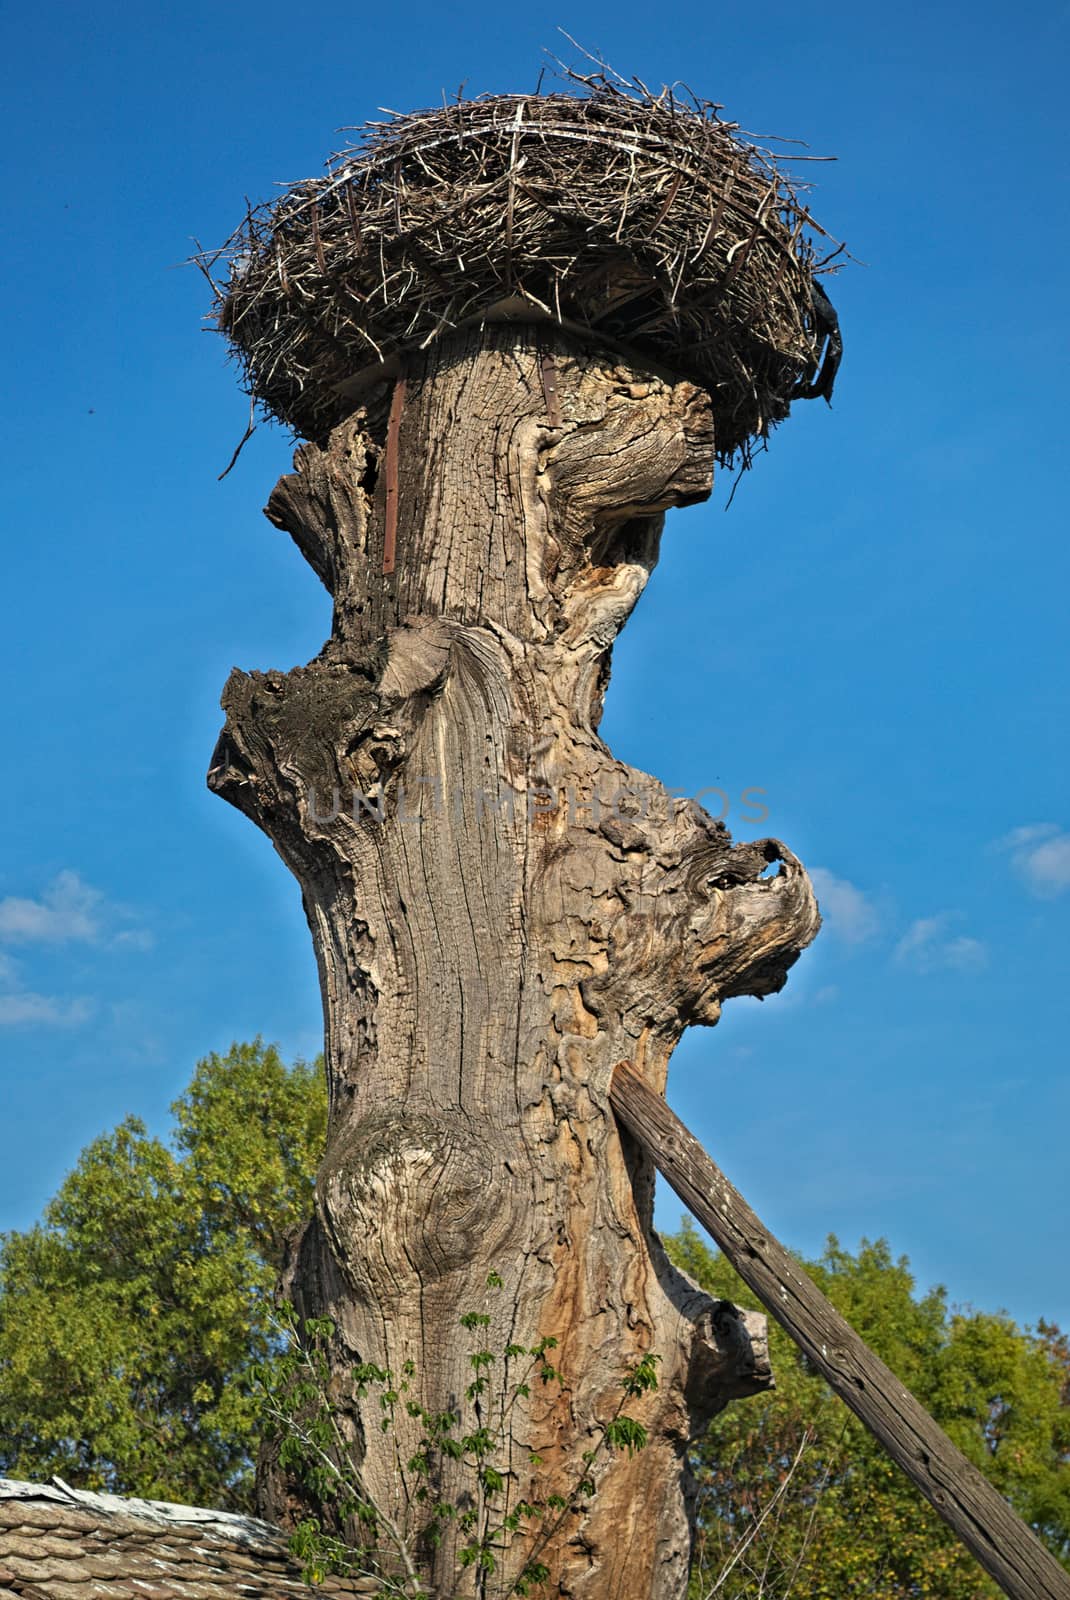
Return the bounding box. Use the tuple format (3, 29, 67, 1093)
(667, 1221, 1070, 1597)
(0, 1040, 326, 1511)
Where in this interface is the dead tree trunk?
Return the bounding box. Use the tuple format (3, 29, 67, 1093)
(209, 325, 819, 1597)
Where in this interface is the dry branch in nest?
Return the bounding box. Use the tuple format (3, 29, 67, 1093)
(205, 73, 843, 466)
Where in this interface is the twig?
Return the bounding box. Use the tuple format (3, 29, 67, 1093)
(701, 1429, 813, 1597)
(217, 398, 257, 481)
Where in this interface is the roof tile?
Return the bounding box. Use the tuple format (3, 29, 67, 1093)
(0, 1482, 382, 1599)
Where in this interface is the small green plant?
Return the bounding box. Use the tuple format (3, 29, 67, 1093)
(257, 1274, 659, 1597)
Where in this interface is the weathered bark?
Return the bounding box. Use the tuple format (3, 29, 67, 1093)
(209, 325, 820, 1597)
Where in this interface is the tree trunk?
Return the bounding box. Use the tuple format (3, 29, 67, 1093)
(209, 325, 819, 1598)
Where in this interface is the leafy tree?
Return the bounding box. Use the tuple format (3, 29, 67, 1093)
(667, 1221, 1070, 1597)
(0, 1039, 326, 1510)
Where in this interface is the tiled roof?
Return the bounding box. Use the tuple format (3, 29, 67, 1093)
(0, 1479, 380, 1599)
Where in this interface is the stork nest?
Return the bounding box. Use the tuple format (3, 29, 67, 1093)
(206, 74, 843, 465)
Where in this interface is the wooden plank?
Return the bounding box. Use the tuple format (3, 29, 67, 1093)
(609, 1060, 1070, 1600)
(382, 376, 406, 575)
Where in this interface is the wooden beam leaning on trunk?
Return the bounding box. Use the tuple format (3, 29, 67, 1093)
(609, 1060, 1070, 1600)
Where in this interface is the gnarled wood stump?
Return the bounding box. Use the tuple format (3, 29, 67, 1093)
(209, 326, 819, 1598)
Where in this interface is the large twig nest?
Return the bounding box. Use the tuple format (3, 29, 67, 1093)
(207, 75, 843, 465)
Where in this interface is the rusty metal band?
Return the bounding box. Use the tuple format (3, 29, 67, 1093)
(382, 376, 407, 575)
(540, 353, 561, 429)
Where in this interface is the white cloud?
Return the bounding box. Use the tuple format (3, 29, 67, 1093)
(0, 870, 153, 949)
(809, 868, 880, 944)
(895, 914, 988, 974)
(996, 823, 1070, 899)
(895, 915, 943, 960)
(0, 948, 93, 1028)
(941, 936, 989, 972)
(0, 992, 94, 1027)
(0, 870, 150, 1027)
(0, 870, 102, 944)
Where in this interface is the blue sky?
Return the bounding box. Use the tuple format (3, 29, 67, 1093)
(1, 0, 1067, 1332)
